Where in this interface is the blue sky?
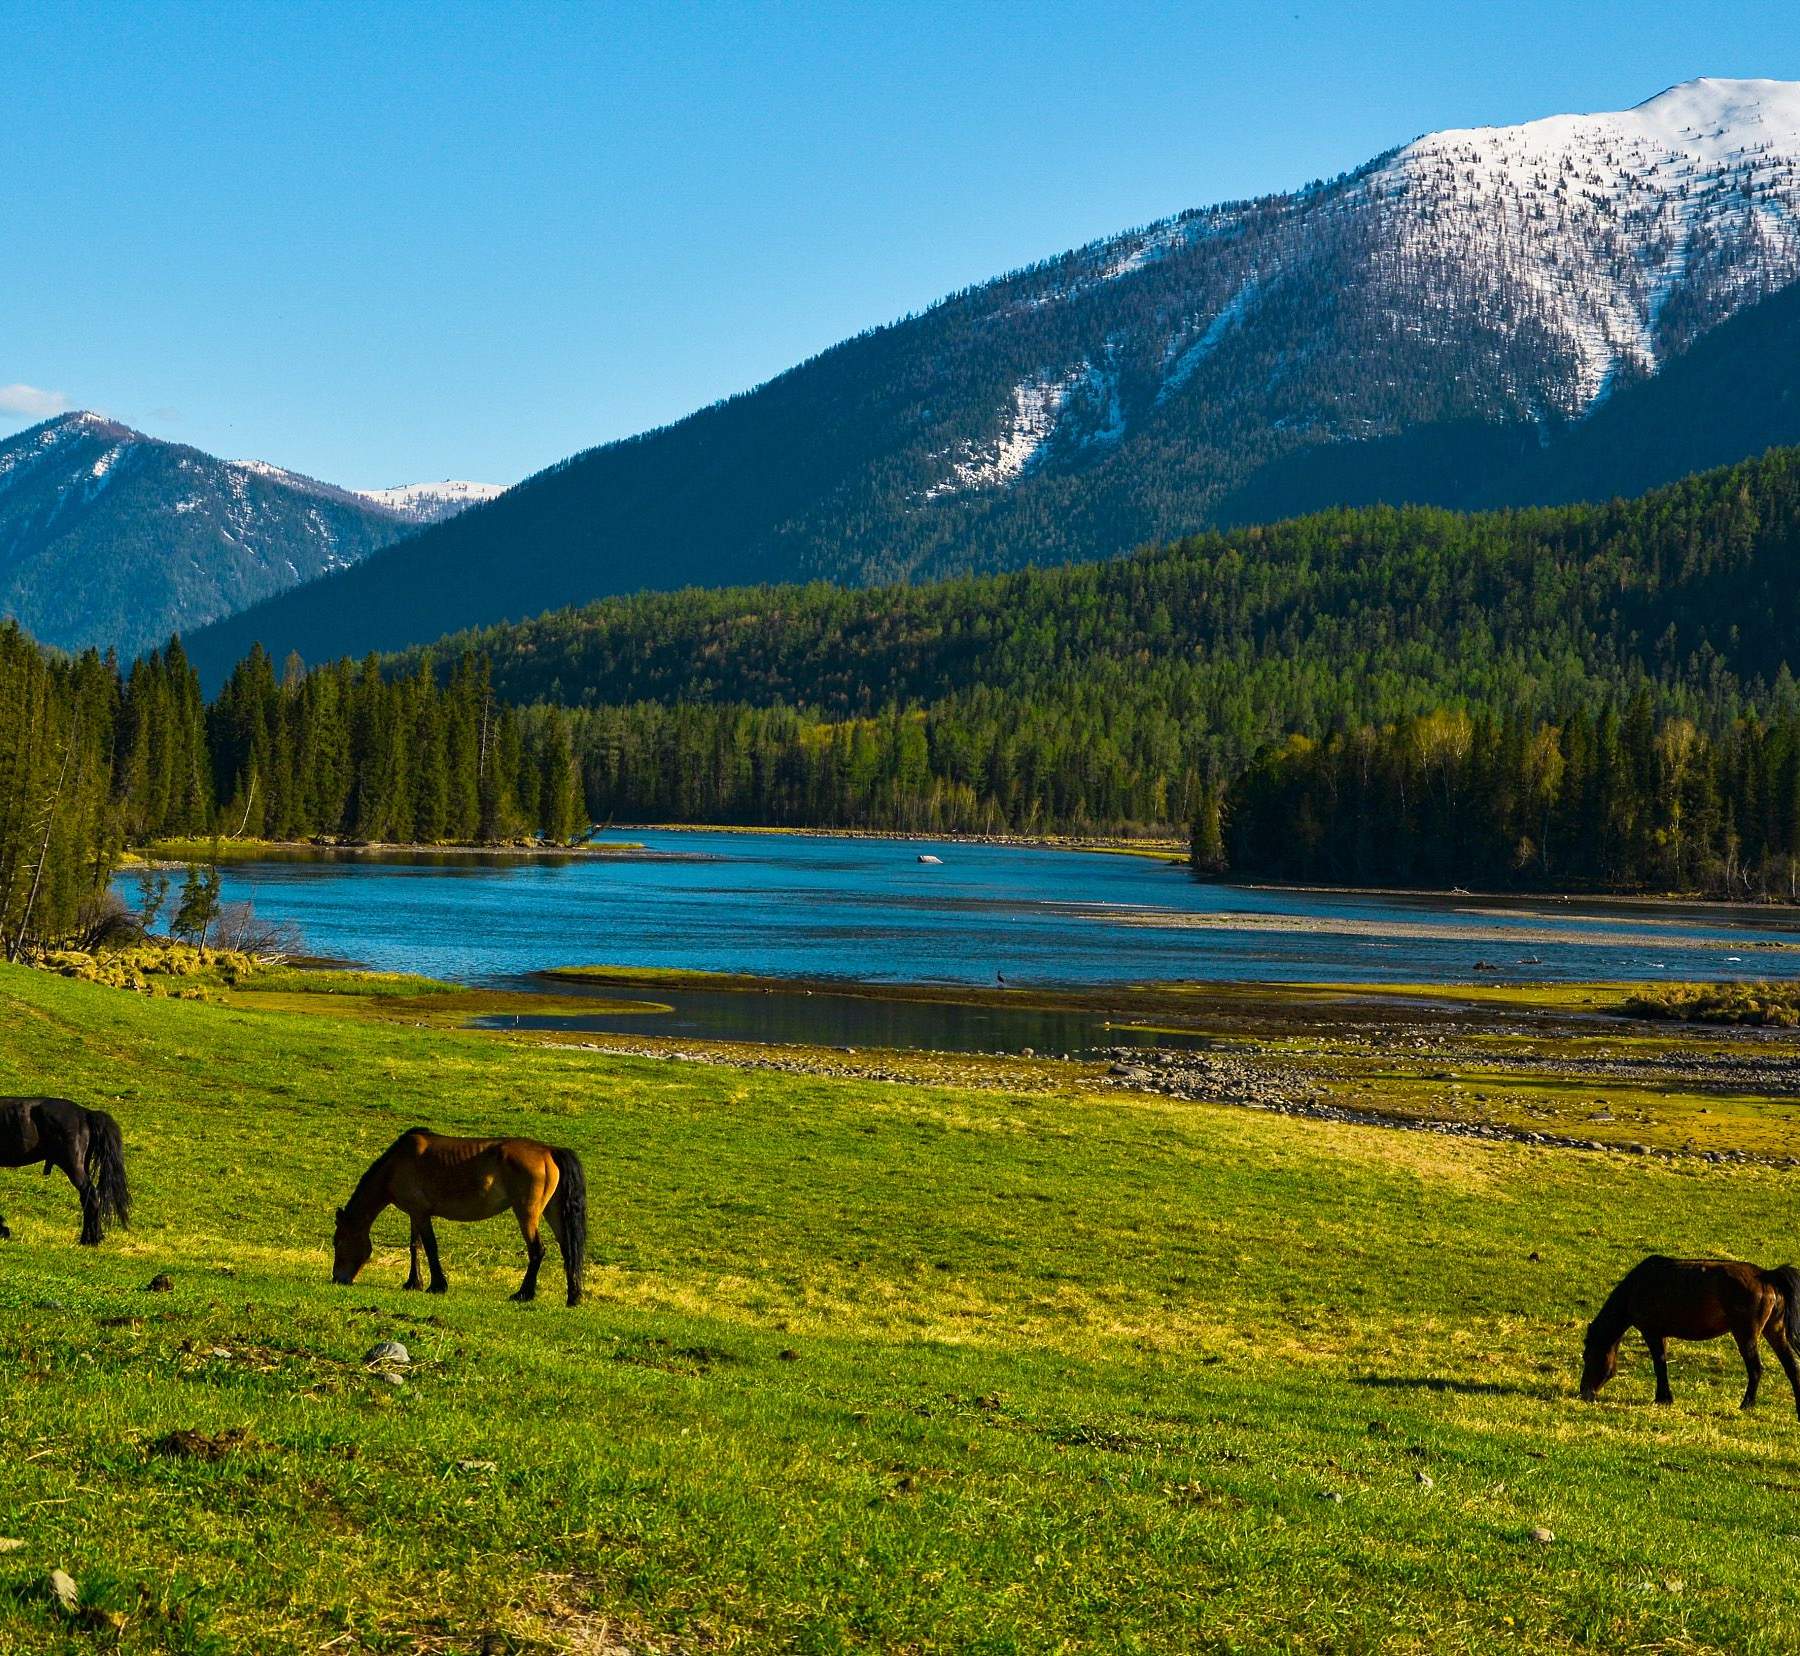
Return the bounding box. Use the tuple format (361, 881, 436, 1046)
(5, 0, 1794, 488)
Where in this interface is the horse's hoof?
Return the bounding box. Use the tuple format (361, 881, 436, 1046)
(510, 1290, 536, 1303)
(428, 1283, 448, 1296)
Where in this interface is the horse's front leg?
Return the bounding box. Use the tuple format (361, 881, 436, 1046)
(1734, 1326, 1764, 1410)
(1644, 1331, 1673, 1404)
(417, 1218, 449, 1294)
(403, 1219, 425, 1291)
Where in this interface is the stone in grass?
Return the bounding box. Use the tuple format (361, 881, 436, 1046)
(45, 1567, 125, 1633)
(364, 1340, 410, 1369)
(1530, 1526, 1555, 1545)
(144, 1273, 174, 1293)
(0, 1538, 22, 1553)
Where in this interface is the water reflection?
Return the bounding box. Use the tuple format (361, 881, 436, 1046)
(474, 982, 1214, 1056)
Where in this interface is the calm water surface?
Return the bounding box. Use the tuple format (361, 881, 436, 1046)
(130, 830, 1800, 990)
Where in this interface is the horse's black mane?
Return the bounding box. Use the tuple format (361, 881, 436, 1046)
(1586, 1274, 1638, 1351)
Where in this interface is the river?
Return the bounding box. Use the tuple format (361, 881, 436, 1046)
(124, 830, 1800, 990)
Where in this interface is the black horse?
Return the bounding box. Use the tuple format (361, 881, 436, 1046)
(0, 1096, 131, 1246)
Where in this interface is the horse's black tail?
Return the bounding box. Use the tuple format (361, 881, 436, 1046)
(1768, 1264, 1800, 1349)
(82, 1108, 130, 1243)
(552, 1146, 587, 1305)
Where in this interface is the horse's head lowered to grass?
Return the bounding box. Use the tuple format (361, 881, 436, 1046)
(332, 1205, 372, 1285)
(1579, 1316, 1620, 1400)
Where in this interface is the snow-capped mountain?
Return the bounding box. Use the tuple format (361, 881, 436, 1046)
(0, 414, 499, 656)
(1350, 77, 1800, 411)
(179, 77, 1800, 677)
(354, 479, 505, 524)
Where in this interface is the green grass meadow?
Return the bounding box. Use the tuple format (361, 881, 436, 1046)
(3, 962, 1800, 1651)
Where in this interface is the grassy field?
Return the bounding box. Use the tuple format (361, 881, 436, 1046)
(4, 965, 1800, 1651)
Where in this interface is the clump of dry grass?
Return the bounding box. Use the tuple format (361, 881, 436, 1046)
(1620, 980, 1800, 1026)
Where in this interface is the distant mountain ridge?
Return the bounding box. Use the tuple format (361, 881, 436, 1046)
(0, 413, 501, 656)
(350, 479, 506, 524)
(169, 75, 1800, 678)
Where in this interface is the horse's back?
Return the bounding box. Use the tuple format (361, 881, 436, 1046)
(0, 1096, 86, 1164)
(1626, 1254, 1762, 1337)
(404, 1130, 556, 1170)
(383, 1130, 556, 1216)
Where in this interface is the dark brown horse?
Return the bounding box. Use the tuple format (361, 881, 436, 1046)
(332, 1128, 587, 1305)
(1581, 1254, 1800, 1415)
(0, 1096, 131, 1246)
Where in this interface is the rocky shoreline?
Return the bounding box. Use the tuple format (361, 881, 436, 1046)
(542, 1029, 1800, 1172)
(1091, 1046, 1800, 1169)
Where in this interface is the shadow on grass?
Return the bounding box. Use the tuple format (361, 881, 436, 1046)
(1349, 1374, 1545, 1398)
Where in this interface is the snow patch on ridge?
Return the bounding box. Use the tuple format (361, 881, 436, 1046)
(1159, 280, 1263, 402)
(357, 479, 503, 510)
(355, 479, 505, 523)
(924, 370, 1080, 498)
(923, 355, 1130, 501)
(229, 458, 310, 487)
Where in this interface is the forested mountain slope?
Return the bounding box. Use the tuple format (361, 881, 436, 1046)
(0, 414, 499, 656)
(189, 77, 1800, 679)
(410, 446, 1800, 735)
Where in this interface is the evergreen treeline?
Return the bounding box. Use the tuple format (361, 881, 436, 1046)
(0, 624, 122, 959)
(154, 645, 587, 846)
(1223, 701, 1800, 897)
(0, 633, 592, 957)
(417, 447, 1800, 735)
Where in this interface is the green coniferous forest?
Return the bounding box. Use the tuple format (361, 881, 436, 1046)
(403, 447, 1800, 892)
(11, 447, 1800, 957)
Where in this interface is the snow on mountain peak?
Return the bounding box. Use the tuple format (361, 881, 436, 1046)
(358, 479, 503, 510)
(1366, 77, 1800, 410)
(223, 464, 501, 527)
(1630, 77, 1800, 146)
(919, 77, 1800, 506)
(354, 480, 504, 525)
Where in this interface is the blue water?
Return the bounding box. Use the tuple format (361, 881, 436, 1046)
(125, 830, 1800, 988)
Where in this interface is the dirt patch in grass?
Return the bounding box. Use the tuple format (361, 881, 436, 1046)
(149, 1427, 253, 1462)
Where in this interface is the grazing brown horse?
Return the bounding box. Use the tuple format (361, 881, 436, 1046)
(1581, 1255, 1800, 1415)
(332, 1128, 587, 1305)
(0, 1096, 131, 1246)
